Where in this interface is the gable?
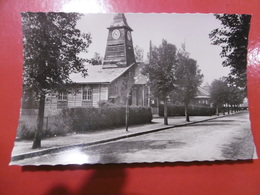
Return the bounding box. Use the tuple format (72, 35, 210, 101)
(196, 86, 210, 98)
(69, 63, 135, 84)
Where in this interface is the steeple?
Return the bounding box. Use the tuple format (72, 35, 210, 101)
(103, 13, 136, 68)
(108, 13, 133, 31)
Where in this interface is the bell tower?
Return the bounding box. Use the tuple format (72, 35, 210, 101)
(103, 13, 136, 68)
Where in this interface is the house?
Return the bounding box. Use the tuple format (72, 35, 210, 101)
(45, 13, 149, 115)
(192, 84, 212, 106)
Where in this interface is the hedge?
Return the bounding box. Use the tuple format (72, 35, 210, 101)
(18, 106, 152, 140)
(17, 114, 71, 140)
(56, 106, 153, 133)
(159, 104, 216, 116)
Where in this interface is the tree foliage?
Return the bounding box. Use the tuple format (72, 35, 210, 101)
(90, 52, 103, 65)
(21, 12, 92, 148)
(210, 79, 229, 107)
(142, 39, 177, 124)
(134, 45, 144, 62)
(209, 14, 251, 89)
(226, 86, 245, 106)
(175, 45, 203, 104)
(210, 78, 245, 115)
(174, 44, 204, 121)
(143, 39, 177, 99)
(22, 12, 92, 97)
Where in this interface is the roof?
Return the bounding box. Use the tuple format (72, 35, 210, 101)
(196, 86, 210, 98)
(134, 63, 149, 85)
(70, 64, 134, 84)
(108, 13, 133, 31)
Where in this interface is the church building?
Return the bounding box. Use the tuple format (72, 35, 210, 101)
(45, 13, 149, 114)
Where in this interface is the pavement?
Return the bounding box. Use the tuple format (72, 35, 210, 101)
(10, 112, 237, 162)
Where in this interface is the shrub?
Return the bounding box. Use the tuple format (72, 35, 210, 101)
(159, 104, 216, 116)
(17, 113, 70, 140)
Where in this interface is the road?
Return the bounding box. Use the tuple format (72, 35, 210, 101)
(16, 111, 256, 165)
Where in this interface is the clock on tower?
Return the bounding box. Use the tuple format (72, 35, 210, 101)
(103, 13, 136, 68)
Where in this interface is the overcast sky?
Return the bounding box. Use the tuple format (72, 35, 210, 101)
(76, 13, 231, 85)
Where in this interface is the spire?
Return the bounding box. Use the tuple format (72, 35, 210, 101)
(103, 13, 135, 68)
(108, 13, 133, 31)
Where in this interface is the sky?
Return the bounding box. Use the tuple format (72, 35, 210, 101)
(76, 13, 231, 85)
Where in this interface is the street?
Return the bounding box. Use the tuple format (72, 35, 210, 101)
(15, 111, 256, 165)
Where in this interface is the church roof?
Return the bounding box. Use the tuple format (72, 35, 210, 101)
(108, 13, 133, 31)
(70, 64, 134, 84)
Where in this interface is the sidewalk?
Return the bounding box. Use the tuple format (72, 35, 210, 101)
(11, 113, 232, 162)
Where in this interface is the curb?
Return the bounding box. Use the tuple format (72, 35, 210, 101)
(10, 112, 237, 162)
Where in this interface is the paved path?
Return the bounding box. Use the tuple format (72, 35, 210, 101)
(10, 111, 256, 165)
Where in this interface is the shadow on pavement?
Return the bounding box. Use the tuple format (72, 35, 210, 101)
(20, 158, 254, 195)
(22, 153, 129, 195)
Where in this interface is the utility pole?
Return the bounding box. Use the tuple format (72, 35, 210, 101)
(125, 93, 130, 132)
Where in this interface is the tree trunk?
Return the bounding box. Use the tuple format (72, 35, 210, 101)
(185, 103, 190, 122)
(32, 94, 45, 149)
(223, 105, 225, 115)
(227, 105, 230, 114)
(216, 106, 219, 116)
(164, 98, 168, 125)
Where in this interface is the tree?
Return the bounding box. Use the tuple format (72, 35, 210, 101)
(210, 79, 229, 115)
(142, 39, 177, 125)
(90, 52, 103, 65)
(21, 12, 92, 148)
(209, 14, 251, 90)
(226, 86, 245, 112)
(175, 44, 203, 122)
(134, 45, 144, 62)
(124, 68, 136, 132)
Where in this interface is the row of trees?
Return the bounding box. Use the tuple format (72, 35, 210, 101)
(210, 79, 245, 115)
(208, 14, 251, 115)
(142, 40, 203, 124)
(142, 14, 251, 125)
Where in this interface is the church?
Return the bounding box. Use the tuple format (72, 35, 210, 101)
(44, 13, 212, 115)
(45, 13, 149, 114)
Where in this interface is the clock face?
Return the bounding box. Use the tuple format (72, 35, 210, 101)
(127, 31, 131, 41)
(112, 29, 120, 39)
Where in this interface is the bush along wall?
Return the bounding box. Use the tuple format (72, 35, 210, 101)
(18, 106, 152, 140)
(159, 104, 216, 117)
(54, 106, 153, 133)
